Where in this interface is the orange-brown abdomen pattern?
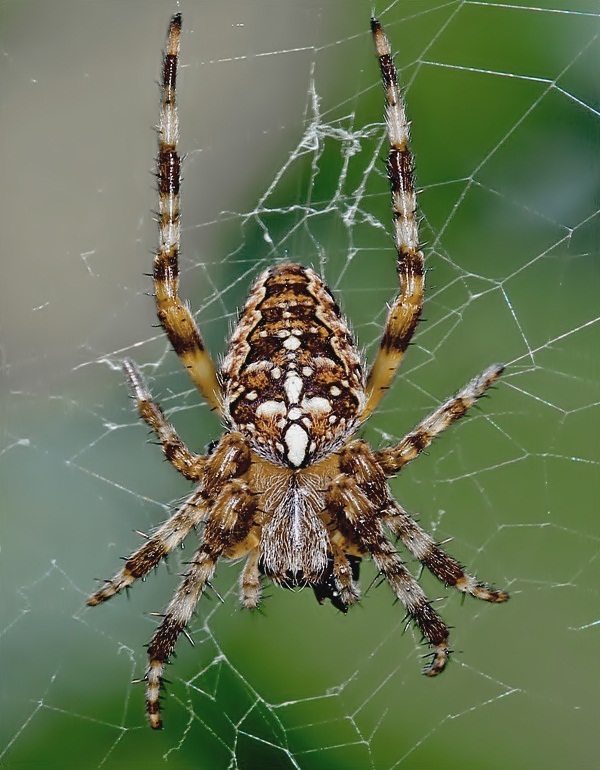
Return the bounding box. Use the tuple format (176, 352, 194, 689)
(221, 264, 365, 468)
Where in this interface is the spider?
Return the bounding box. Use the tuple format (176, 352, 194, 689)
(88, 14, 509, 729)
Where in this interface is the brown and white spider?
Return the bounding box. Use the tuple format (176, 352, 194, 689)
(88, 14, 509, 729)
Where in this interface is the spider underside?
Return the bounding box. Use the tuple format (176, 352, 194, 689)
(88, 15, 509, 730)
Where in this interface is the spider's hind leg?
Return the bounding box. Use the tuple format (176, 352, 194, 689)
(363, 18, 424, 420)
(154, 13, 221, 412)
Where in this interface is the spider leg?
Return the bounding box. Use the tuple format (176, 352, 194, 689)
(310, 540, 361, 612)
(363, 19, 424, 421)
(335, 436, 508, 602)
(145, 545, 218, 729)
(330, 542, 361, 608)
(326, 475, 450, 675)
(154, 14, 221, 412)
(87, 486, 207, 606)
(374, 364, 504, 476)
(124, 358, 206, 481)
(385, 502, 508, 602)
(239, 549, 262, 609)
(145, 478, 257, 728)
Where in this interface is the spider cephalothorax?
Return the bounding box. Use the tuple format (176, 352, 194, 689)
(88, 14, 508, 730)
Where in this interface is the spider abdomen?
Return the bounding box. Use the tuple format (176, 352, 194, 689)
(222, 264, 365, 468)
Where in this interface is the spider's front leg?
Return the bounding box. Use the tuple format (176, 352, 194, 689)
(239, 549, 262, 609)
(87, 431, 250, 608)
(338, 438, 508, 604)
(330, 542, 362, 608)
(145, 478, 257, 729)
(326, 473, 450, 675)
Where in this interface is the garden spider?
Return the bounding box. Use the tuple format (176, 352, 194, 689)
(88, 14, 509, 729)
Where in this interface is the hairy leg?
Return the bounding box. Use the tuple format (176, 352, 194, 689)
(87, 487, 207, 606)
(326, 474, 450, 675)
(330, 541, 361, 608)
(363, 19, 424, 420)
(145, 478, 257, 728)
(239, 549, 262, 609)
(154, 14, 221, 411)
(374, 364, 504, 476)
(385, 502, 508, 602)
(335, 433, 508, 602)
(124, 358, 206, 481)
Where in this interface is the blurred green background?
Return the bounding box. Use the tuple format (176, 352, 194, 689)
(1, 1, 599, 769)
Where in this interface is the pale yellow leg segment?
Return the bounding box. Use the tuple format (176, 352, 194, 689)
(154, 14, 221, 413)
(331, 541, 361, 607)
(364, 19, 424, 421)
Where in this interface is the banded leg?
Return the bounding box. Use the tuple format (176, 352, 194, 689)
(154, 14, 221, 412)
(146, 543, 219, 729)
(331, 542, 361, 608)
(385, 502, 509, 602)
(124, 358, 206, 481)
(145, 479, 257, 728)
(87, 487, 207, 606)
(374, 364, 504, 476)
(327, 476, 450, 675)
(239, 549, 262, 609)
(363, 18, 424, 420)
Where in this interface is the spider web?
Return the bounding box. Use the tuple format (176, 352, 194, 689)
(2, 1, 599, 768)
